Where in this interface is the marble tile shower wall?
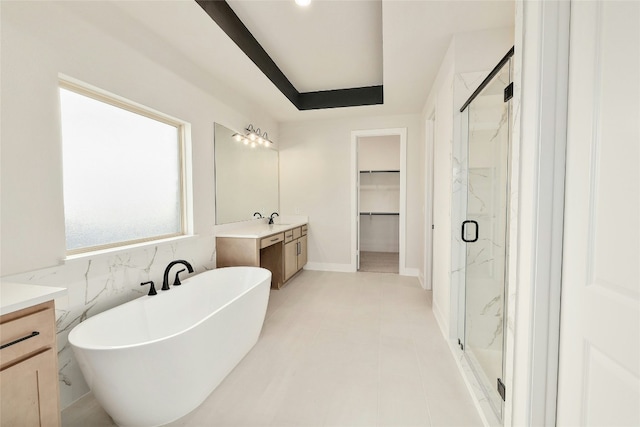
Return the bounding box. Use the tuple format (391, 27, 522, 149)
(3, 237, 216, 408)
(452, 70, 510, 350)
(451, 71, 487, 339)
(467, 91, 510, 352)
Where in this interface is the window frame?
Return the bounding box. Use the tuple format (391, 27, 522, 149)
(59, 78, 189, 255)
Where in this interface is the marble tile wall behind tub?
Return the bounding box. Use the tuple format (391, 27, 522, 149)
(3, 236, 216, 408)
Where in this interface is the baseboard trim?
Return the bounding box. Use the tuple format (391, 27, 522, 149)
(303, 262, 355, 273)
(432, 300, 449, 338)
(400, 267, 419, 277)
(303, 263, 420, 277)
(418, 273, 426, 289)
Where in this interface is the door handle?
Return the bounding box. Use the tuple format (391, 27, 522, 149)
(0, 331, 40, 350)
(461, 220, 479, 243)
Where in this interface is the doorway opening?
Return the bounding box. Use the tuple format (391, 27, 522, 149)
(358, 135, 400, 273)
(350, 129, 407, 274)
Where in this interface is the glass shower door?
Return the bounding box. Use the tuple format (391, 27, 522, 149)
(462, 60, 511, 417)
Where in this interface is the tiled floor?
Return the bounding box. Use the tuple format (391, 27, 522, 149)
(62, 270, 482, 427)
(359, 252, 399, 274)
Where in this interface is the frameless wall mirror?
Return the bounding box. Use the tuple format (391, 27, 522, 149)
(214, 123, 279, 224)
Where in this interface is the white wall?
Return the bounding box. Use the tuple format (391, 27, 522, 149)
(278, 114, 423, 275)
(359, 216, 400, 253)
(1, 1, 277, 408)
(1, 1, 278, 276)
(430, 65, 455, 334)
(358, 135, 401, 171)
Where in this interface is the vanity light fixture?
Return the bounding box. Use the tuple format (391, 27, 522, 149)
(232, 124, 273, 147)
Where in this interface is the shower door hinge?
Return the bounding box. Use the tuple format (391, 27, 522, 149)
(497, 378, 506, 401)
(504, 83, 514, 102)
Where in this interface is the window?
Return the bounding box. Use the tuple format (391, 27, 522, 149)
(59, 80, 186, 254)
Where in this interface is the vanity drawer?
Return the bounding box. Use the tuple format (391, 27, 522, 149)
(0, 303, 55, 368)
(260, 233, 284, 249)
(301, 225, 308, 236)
(284, 230, 295, 243)
(292, 227, 302, 240)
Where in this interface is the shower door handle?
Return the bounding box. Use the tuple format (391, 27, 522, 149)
(461, 220, 479, 243)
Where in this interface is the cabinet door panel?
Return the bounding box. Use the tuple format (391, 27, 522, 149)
(1, 348, 60, 427)
(298, 235, 308, 270)
(0, 307, 55, 368)
(284, 241, 298, 282)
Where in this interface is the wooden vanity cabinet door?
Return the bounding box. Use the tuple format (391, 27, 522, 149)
(0, 348, 60, 427)
(0, 301, 60, 427)
(298, 235, 308, 270)
(284, 240, 298, 282)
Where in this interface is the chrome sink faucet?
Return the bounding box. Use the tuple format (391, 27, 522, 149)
(162, 260, 194, 291)
(268, 212, 279, 225)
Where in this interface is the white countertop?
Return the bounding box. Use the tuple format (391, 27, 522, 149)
(215, 217, 308, 239)
(1, 282, 67, 316)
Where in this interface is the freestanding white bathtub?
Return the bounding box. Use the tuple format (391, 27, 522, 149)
(68, 266, 271, 427)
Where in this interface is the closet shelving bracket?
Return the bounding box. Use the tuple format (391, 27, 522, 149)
(359, 212, 400, 216)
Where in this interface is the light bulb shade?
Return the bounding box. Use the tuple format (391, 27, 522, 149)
(243, 124, 273, 147)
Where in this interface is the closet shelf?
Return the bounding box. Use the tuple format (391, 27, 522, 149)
(359, 212, 400, 216)
(360, 185, 400, 190)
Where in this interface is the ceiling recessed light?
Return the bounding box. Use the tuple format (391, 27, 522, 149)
(295, 0, 311, 6)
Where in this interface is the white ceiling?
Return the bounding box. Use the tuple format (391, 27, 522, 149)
(228, 0, 384, 93)
(106, 0, 514, 122)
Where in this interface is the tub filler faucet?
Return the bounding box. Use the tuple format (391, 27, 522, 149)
(162, 260, 194, 291)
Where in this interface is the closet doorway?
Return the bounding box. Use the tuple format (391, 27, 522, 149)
(351, 129, 407, 274)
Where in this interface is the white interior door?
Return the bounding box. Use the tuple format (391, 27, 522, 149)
(556, 1, 639, 425)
